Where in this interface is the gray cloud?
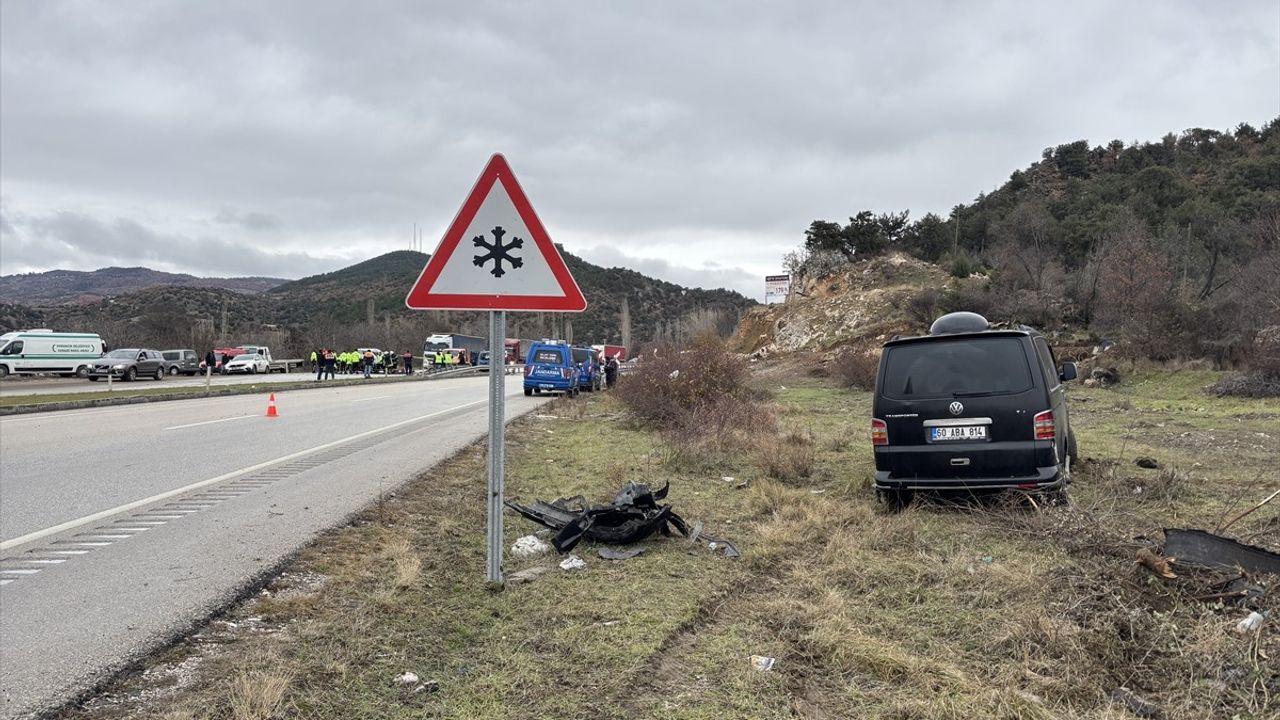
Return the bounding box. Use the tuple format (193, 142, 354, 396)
(1, 207, 345, 279)
(575, 244, 763, 300)
(214, 208, 281, 232)
(1, 1, 1276, 286)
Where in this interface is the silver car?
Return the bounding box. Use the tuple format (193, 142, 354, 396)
(87, 349, 166, 381)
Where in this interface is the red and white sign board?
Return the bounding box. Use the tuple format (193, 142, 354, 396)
(405, 154, 587, 312)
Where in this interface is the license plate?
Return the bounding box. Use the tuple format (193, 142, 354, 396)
(539, 384, 555, 389)
(930, 426, 986, 442)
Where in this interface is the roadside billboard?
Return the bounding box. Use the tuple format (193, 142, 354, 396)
(765, 274, 790, 305)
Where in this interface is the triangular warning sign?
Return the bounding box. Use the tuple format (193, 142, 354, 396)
(405, 154, 587, 312)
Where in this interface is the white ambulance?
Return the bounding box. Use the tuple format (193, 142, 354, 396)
(0, 330, 105, 378)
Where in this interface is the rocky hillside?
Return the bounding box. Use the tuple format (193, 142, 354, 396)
(731, 253, 983, 357)
(0, 267, 286, 305)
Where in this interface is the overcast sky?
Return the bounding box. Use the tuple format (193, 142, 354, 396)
(2, 1, 1277, 300)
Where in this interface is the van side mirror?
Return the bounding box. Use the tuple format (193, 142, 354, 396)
(1060, 362, 1078, 382)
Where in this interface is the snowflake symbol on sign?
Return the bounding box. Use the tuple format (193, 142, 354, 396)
(472, 226, 524, 278)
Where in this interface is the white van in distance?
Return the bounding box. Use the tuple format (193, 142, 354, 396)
(0, 330, 105, 378)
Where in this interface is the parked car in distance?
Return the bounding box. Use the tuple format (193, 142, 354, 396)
(224, 353, 270, 374)
(871, 312, 1078, 510)
(523, 341, 579, 397)
(571, 346, 602, 391)
(0, 330, 104, 379)
(161, 349, 201, 376)
(87, 348, 167, 381)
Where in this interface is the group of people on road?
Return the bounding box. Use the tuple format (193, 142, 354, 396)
(424, 348, 472, 369)
(311, 348, 415, 381)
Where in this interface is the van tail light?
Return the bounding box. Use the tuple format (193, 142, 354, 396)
(523, 365, 532, 377)
(871, 418, 888, 446)
(562, 368, 574, 380)
(1033, 410, 1055, 441)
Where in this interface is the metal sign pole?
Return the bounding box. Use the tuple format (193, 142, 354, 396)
(486, 310, 507, 585)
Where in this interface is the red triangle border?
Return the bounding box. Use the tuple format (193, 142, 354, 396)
(404, 154, 587, 312)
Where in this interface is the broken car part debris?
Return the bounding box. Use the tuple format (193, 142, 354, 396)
(506, 481, 739, 558)
(1162, 528, 1280, 576)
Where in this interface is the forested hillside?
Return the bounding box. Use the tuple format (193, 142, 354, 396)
(791, 119, 1280, 367)
(4, 249, 754, 357)
(0, 267, 285, 305)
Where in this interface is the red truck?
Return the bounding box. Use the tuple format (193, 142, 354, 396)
(592, 344, 627, 362)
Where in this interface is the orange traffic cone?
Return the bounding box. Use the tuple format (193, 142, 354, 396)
(266, 393, 279, 418)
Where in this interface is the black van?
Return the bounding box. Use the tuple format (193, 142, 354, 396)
(871, 312, 1078, 508)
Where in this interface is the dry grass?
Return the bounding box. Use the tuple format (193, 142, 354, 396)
(227, 669, 291, 720)
(56, 370, 1278, 720)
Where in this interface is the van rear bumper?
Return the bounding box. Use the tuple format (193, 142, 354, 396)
(873, 465, 1066, 492)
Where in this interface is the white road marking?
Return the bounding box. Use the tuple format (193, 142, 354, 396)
(54, 541, 112, 547)
(0, 398, 487, 552)
(121, 521, 168, 526)
(107, 527, 151, 533)
(164, 415, 256, 431)
(351, 395, 391, 403)
(0, 579, 13, 585)
(1, 569, 41, 575)
(16, 558, 65, 564)
(75, 534, 132, 539)
(43, 550, 90, 555)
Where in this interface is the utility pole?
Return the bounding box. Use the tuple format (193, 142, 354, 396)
(219, 297, 228, 344)
(620, 296, 631, 352)
(367, 298, 375, 326)
(564, 318, 574, 344)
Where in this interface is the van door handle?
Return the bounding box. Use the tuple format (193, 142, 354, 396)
(950, 458, 970, 466)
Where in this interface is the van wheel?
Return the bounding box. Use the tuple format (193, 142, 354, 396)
(0, 365, 8, 379)
(524, 388, 532, 396)
(168, 366, 178, 376)
(76, 365, 89, 378)
(1066, 429, 1078, 463)
(878, 489, 913, 513)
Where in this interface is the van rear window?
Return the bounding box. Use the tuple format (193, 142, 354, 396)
(532, 349, 564, 364)
(882, 338, 1033, 399)
(571, 348, 591, 363)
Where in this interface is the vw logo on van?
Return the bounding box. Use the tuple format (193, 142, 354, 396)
(949, 401, 964, 416)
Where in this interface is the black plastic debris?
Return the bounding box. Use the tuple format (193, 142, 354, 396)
(506, 481, 690, 553)
(1163, 528, 1280, 576)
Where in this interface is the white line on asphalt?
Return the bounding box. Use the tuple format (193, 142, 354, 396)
(16, 558, 65, 564)
(54, 542, 112, 547)
(0, 398, 488, 552)
(164, 415, 256, 431)
(75, 534, 132, 539)
(350, 395, 391, 403)
(1, 569, 41, 575)
(43, 550, 90, 555)
(0, 579, 13, 585)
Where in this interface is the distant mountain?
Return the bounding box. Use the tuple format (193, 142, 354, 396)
(0, 267, 287, 305)
(8, 250, 755, 354)
(267, 248, 753, 344)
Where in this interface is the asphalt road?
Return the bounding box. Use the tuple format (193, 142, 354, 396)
(0, 374, 549, 719)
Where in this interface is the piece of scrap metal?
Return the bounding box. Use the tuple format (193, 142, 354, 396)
(1163, 528, 1280, 576)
